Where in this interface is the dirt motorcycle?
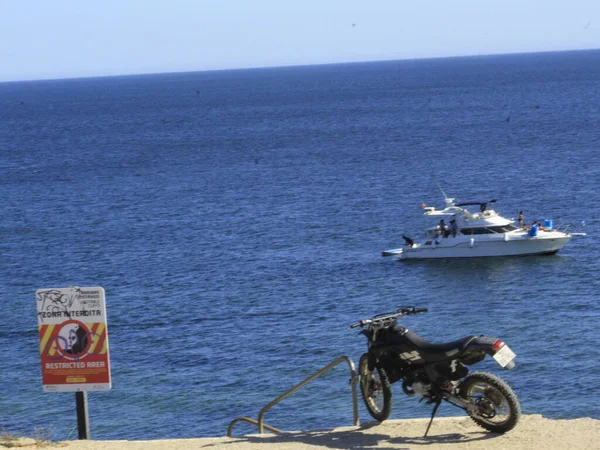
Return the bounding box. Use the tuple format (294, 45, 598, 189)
(350, 306, 520, 435)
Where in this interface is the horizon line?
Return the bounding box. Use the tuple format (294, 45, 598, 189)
(2, 47, 599, 85)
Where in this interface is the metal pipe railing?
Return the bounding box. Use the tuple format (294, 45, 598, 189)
(227, 417, 282, 437)
(227, 355, 359, 437)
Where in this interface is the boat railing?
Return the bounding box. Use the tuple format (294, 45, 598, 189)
(547, 224, 571, 234)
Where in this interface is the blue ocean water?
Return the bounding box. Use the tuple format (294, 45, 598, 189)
(1, 50, 599, 441)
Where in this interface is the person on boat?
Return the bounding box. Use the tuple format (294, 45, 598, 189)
(439, 219, 448, 237)
(528, 221, 539, 236)
(402, 235, 414, 247)
(450, 219, 458, 237)
(518, 211, 524, 229)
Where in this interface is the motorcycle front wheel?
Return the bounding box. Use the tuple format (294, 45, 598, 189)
(459, 372, 521, 433)
(358, 353, 392, 422)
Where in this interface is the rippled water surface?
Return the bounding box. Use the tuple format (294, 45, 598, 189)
(1, 50, 599, 440)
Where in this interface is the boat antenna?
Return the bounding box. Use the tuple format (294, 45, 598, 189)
(437, 181, 448, 200)
(436, 181, 454, 207)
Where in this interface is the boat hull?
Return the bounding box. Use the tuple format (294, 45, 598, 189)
(396, 235, 572, 260)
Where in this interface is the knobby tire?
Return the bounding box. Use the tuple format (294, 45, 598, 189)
(358, 353, 392, 422)
(460, 371, 521, 433)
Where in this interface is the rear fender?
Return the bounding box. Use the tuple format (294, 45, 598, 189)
(465, 336, 499, 355)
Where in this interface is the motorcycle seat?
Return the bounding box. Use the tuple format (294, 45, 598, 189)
(404, 331, 476, 353)
(395, 330, 477, 362)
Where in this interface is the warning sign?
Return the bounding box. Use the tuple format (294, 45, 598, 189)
(36, 287, 111, 392)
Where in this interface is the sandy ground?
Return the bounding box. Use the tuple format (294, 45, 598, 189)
(3, 415, 599, 450)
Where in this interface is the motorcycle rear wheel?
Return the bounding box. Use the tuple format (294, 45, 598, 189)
(459, 372, 521, 433)
(358, 353, 392, 422)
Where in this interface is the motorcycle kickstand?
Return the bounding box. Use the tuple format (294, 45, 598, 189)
(424, 398, 442, 438)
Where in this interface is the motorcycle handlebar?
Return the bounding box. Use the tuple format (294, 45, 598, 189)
(349, 306, 428, 329)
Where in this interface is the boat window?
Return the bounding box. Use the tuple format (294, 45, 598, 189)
(460, 225, 518, 235)
(460, 228, 490, 235)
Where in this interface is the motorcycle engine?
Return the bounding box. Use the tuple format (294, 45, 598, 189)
(411, 381, 432, 396)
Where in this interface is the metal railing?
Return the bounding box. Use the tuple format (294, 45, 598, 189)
(227, 355, 359, 437)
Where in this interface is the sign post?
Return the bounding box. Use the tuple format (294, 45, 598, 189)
(75, 391, 91, 439)
(36, 287, 112, 439)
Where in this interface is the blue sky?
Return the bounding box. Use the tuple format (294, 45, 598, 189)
(1, 0, 599, 82)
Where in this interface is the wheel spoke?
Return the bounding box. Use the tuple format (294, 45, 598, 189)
(459, 373, 520, 433)
(466, 381, 510, 424)
(362, 369, 384, 412)
(358, 354, 392, 422)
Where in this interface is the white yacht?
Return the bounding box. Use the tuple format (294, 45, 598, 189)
(382, 198, 576, 260)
